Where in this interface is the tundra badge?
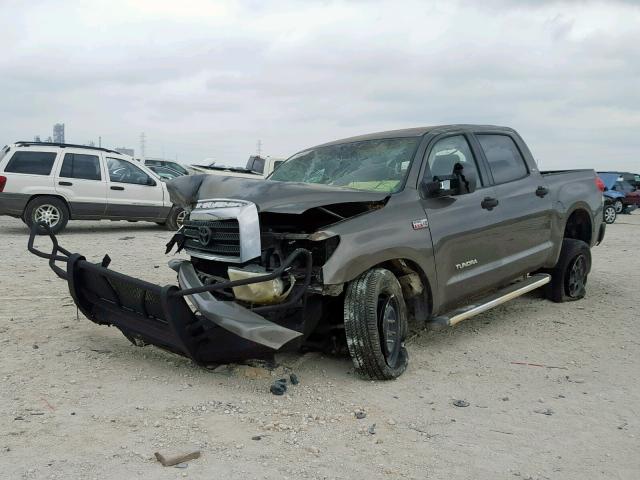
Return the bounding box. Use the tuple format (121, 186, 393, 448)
(456, 259, 478, 270)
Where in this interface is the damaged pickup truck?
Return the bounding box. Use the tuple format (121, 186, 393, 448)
(29, 125, 605, 379)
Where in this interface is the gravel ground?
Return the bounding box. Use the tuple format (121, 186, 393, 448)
(0, 213, 638, 480)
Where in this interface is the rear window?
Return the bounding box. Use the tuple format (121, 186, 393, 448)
(477, 134, 528, 184)
(60, 153, 101, 181)
(4, 151, 57, 175)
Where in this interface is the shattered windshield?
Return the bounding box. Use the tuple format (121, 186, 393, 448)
(269, 137, 420, 193)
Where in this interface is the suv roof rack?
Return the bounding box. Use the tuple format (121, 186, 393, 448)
(15, 141, 122, 155)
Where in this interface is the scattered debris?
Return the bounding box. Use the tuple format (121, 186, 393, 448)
(534, 408, 554, 416)
(511, 361, 567, 370)
(154, 451, 201, 467)
(368, 424, 377, 435)
(490, 429, 514, 435)
(270, 379, 287, 396)
(118, 236, 135, 241)
(354, 410, 367, 420)
(251, 435, 263, 441)
(289, 373, 299, 385)
(174, 463, 188, 469)
(89, 348, 112, 354)
(32, 344, 39, 349)
(387, 418, 397, 425)
(453, 400, 470, 408)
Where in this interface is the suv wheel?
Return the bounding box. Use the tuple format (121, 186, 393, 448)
(544, 238, 591, 303)
(165, 207, 187, 231)
(603, 204, 616, 224)
(24, 196, 69, 234)
(613, 199, 623, 213)
(344, 268, 409, 380)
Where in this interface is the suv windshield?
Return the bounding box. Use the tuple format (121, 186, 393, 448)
(269, 137, 419, 193)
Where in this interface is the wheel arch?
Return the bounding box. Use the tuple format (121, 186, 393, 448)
(563, 206, 593, 245)
(371, 258, 433, 328)
(25, 194, 71, 217)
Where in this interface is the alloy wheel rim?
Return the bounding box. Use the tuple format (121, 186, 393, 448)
(34, 204, 60, 227)
(378, 294, 402, 367)
(176, 210, 187, 228)
(604, 207, 616, 223)
(614, 201, 623, 213)
(567, 254, 587, 297)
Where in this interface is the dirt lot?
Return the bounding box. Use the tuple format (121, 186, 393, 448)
(0, 214, 638, 480)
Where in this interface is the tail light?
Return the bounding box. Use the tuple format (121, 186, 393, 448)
(0, 175, 6, 192)
(595, 177, 605, 192)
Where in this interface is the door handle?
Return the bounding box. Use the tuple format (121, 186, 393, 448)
(110, 186, 125, 191)
(58, 181, 73, 186)
(481, 197, 499, 210)
(536, 186, 549, 198)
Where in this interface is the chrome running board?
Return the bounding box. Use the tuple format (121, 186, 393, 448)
(429, 274, 551, 328)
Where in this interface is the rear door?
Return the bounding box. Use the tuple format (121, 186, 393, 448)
(419, 133, 503, 309)
(473, 132, 554, 278)
(105, 157, 165, 219)
(54, 150, 107, 218)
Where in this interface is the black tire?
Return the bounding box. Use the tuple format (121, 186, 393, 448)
(603, 205, 616, 224)
(613, 199, 623, 214)
(24, 196, 69, 234)
(344, 268, 409, 380)
(545, 239, 591, 303)
(165, 207, 187, 231)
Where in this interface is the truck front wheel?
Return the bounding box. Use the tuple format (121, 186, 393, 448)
(344, 268, 409, 380)
(545, 239, 591, 303)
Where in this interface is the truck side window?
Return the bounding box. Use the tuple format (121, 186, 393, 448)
(426, 135, 481, 186)
(4, 151, 57, 175)
(60, 153, 101, 181)
(107, 157, 154, 185)
(477, 134, 528, 184)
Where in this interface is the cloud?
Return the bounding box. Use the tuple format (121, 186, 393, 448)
(0, 0, 638, 171)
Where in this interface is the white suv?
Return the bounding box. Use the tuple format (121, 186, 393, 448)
(0, 142, 185, 233)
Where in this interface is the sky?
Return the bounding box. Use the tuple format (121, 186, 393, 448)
(0, 0, 638, 171)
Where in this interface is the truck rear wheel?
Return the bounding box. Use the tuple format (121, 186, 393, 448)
(545, 239, 591, 303)
(344, 268, 409, 380)
(24, 196, 69, 234)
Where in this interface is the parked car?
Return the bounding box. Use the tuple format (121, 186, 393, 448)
(0, 142, 186, 233)
(147, 165, 186, 181)
(28, 125, 604, 380)
(190, 155, 284, 178)
(144, 159, 191, 176)
(599, 171, 640, 189)
(598, 173, 630, 214)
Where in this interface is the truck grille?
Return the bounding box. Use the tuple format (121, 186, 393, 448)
(182, 219, 241, 257)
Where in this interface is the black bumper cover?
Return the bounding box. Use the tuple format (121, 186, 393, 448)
(28, 224, 312, 365)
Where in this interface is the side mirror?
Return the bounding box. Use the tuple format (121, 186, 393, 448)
(146, 176, 157, 187)
(420, 164, 477, 198)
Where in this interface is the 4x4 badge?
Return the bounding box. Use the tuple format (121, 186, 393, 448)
(412, 218, 429, 230)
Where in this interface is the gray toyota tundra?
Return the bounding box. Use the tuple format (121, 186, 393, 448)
(29, 125, 605, 379)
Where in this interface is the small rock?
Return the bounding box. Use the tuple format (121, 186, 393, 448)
(368, 423, 376, 435)
(354, 410, 367, 420)
(534, 408, 554, 416)
(453, 400, 470, 407)
(32, 344, 39, 349)
(306, 446, 320, 454)
(387, 419, 396, 426)
(251, 435, 263, 441)
(270, 380, 287, 396)
(174, 463, 188, 469)
(289, 373, 299, 385)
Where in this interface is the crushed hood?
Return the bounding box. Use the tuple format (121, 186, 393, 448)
(167, 174, 389, 214)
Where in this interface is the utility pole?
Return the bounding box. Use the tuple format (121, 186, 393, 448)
(140, 132, 146, 161)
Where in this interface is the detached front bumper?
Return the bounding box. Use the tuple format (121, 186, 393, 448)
(28, 224, 311, 365)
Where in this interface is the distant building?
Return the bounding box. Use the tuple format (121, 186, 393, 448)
(115, 147, 135, 157)
(53, 123, 65, 143)
(34, 135, 41, 142)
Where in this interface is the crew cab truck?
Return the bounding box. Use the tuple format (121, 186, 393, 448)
(28, 125, 604, 380)
(0, 142, 186, 233)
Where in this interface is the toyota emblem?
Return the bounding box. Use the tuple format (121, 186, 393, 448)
(198, 226, 212, 245)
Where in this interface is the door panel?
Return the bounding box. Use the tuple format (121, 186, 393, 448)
(54, 150, 107, 218)
(475, 134, 554, 278)
(419, 134, 505, 310)
(105, 157, 165, 219)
